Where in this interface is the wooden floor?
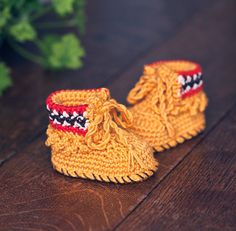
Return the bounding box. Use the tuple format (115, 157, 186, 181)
(0, 0, 236, 230)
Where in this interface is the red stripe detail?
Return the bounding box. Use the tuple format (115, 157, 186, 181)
(46, 88, 109, 114)
(182, 84, 204, 99)
(46, 90, 87, 114)
(50, 121, 87, 136)
(177, 64, 201, 76)
(147, 60, 202, 76)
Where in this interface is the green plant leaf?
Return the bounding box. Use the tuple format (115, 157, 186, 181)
(0, 62, 12, 96)
(23, 0, 43, 15)
(0, 7, 11, 29)
(39, 34, 85, 70)
(74, 0, 86, 34)
(52, 0, 75, 16)
(0, 0, 86, 75)
(38, 35, 58, 57)
(9, 20, 37, 42)
(5, 0, 26, 10)
(75, 8, 86, 33)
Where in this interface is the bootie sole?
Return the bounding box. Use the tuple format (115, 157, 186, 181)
(52, 162, 158, 184)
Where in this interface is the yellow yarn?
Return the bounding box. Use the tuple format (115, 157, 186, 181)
(46, 88, 158, 183)
(127, 61, 208, 151)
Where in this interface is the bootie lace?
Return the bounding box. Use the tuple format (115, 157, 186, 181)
(85, 94, 133, 150)
(127, 64, 177, 137)
(86, 93, 151, 170)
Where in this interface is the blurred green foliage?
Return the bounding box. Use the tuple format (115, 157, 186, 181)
(0, 62, 11, 96)
(0, 0, 86, 95)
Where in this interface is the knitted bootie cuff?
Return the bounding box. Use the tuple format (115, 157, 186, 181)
(46, 88, 110, 136)
(148, 60, 203, 98)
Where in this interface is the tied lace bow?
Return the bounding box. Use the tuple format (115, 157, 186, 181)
(85, 93, 151, 170)
(85, 97, 133, 150)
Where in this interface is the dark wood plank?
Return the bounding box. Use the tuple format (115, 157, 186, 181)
(0, 0, 235, 231)
(116, 105, 236, 231)
(0, 0, 213, 164)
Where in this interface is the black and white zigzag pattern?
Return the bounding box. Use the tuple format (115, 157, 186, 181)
(46, 106, 89, 130)
(178, 72, 203, 95)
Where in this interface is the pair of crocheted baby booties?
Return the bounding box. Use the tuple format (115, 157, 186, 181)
(45, 60, 208, 183)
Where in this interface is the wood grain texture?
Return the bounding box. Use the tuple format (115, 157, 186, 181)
(116, 105, 236, 231)
(0, 0, 214, 165)
(0, 0, 235, 231)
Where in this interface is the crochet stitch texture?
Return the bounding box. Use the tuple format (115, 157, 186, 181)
(127, 60, 208, 151)
(45, 88, 158, 183)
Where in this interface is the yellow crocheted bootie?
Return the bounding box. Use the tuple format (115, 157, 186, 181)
(45, 88, 158, 183)
(127, 60, 208, 151)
